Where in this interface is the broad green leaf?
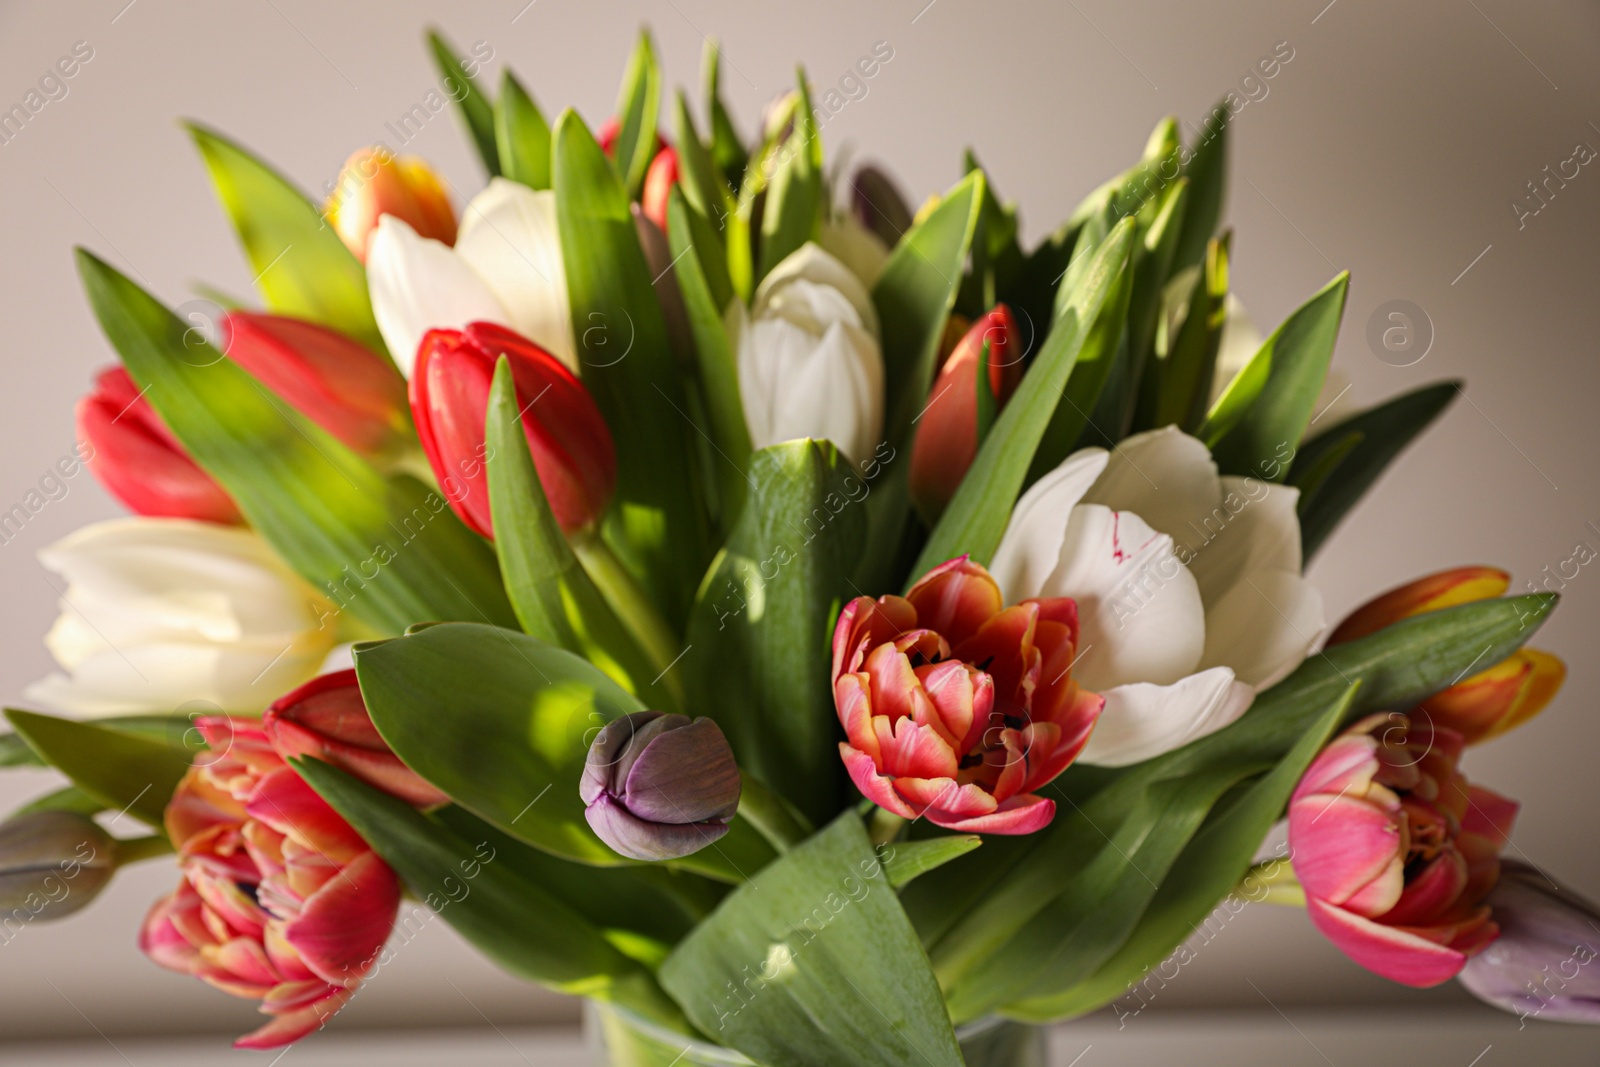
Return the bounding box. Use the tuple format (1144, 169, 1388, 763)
(4, 711, 190, 832)
(427, 29, 499, 176)
(702, 39, 748, 192)
(1005, 685, 1351, 1020)
(16, 786, 107, 818)
(1293, 382, 1459, 559)
(660, 813, 965, 1067)
(672, 91, 734, 233)
(684, 441, 864, 828)
(910, 218, 1136, 580)
(612, 30, 662, 199)
(883, 835, 982, 889)
(1201, 271, 1350, 478)
(495, 71, 551, 190)
(725, 93, 798, 301)
(1172, 105, 1229, 275)
(1140, 230, 1231, 431)
(554, 111, 710, 625)
(296, 758, 685, 1027)
(186, 124, 383, 355)
(353, 622, 773, 883)
(484, 359, 675, 709)
(758, 68, 823, 282)
(77, 251, 514, 637)
(0, 731, 42, 768)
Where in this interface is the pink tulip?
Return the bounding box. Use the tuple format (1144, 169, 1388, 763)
(831, 556, 1104, 834)
(140, 716, 400, 1049)
(1288, 712, 1517, 987)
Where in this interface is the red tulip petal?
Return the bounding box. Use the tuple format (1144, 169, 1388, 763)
(907, 556, 1003, 647)
(893, 778, 996, 818)
(835, 674, 881, 760)
(875, 716, 959, 780)
(1305, 895, 1468, 987)
(929, 794, 1056, 835)
(284, 851, 399, 987)
(246, 769, 366, 861)
(234, 985, 353, 1050)
(839, 744, 919, 819)
(1460, 784, 1519, 847)
(1382, 851, 1469, 926)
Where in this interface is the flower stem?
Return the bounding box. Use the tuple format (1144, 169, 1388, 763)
(114, 834, 174, 866)
(1240, 857, 1306, 906)
(571, 531, 686, 705)
(738, 773, 812, 853)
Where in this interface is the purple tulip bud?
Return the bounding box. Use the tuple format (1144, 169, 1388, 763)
(580, 711, 741, 861)
(1459, 861, 1600, 1025)
(851, 164, 914, 249)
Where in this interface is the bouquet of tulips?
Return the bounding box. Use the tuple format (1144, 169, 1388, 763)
(4, 29, 1595, 1064)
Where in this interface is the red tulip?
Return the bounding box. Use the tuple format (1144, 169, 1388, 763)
(324, 146, 456, 263)
(222, 312, 409, 456)
(1288, 713, 1517, 987)
(831, 556, 1103, 834)
(410, 321, 615, 538)
(263, 669, 448, 808)
(77, 366, 241, 524)
(641, 146, 679, 232)
(909, 306, 1024, 520)
(141, 717, 400, 1049)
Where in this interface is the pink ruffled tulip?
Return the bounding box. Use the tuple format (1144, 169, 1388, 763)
(1288, 713, 1517, 987)
(140, 717, 400, 1049)
(263, 669, 448, 809)
(831, 556, 1104, 834)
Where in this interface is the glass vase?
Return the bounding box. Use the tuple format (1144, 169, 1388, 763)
(584, 1000, 1047, 1067)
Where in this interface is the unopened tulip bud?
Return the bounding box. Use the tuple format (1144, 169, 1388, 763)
(0, 811, 116, 921)
(850, 164, 915, 249)
(641, 146, 679, 232)
(77, 366, 241, 525)
(262, 669, 448, 808)
(1328, 566, 1512, 646)
(325, 147, 456, 262)
(580, 711, 740, 861)
(1459, 860, 1600, 1024)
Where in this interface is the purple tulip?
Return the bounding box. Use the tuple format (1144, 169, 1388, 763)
(580, 711, 741, 861)
(1459, 860, 1600, 1025)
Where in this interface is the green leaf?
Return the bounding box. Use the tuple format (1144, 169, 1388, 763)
(660, 813, 965, 1067)
(0, 731, 43, 768)
(296, 758, 685, 1026)
(883, 835, 982, 889)
(554, 111, 709, 625)
(1292, 382, 1459, 560)
(684, 441, 864, 828)
(1172, 105, 1229, 275)
(1140, 230, 1231, 432)
(4, 711, 190, 832)
(1201, 271, 1350, 479)
(702, 39, 748, 193)
(16, 786, 107, 818)
(672, 91, 734, 234)
(353, 622, 773, 883)
(758, 69, 823, 282)
(484, 359, 675, 710)
(427, 29, 499, 176)
(612, 30, 663, 199)
(973, 339, 999, 447)
(76, 250, 514, 637)
(186, 124, 383, 355)
(495, 71, 551, 190)
(910, 218, 1136, 580)
(957, 152, 1024, 317)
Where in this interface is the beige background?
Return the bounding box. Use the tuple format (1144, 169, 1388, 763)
(1, 0, 1597, 1053)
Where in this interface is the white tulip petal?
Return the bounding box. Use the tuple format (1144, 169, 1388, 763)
(1082, 425, 1223, 557)
(754, 243, 879, 335)
(989, 448, 1109, 603)
(1080, 667, 1256, 767)
(455, 180, 576, 369)
(1039, 504, 1206, 691)
(368, 215, 508, 377)
(1185, 477, 1303, 607)
(1199, 568, 1326, 690)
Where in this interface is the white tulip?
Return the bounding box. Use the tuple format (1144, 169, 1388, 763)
(731, 243, 885, 466)
(367, 178, 575, 376)
(26, 519, 337, 716)
(990, 426, 1326, 766)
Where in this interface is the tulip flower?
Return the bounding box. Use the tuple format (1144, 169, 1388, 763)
(27, 519, 336, 715)
(832, 556, 1104, 834)
(141, 716, 400, 1049)
(850, 163, 915, 249)
(641, 145, 678, 232)
(410, 322, 615, 539)
(1459, 860, 1600, 1024)
(221, 312, 408, 456)
(77, 366, 241, 525)
(909, 305, 1024, 520)
(819, 212, 891, 290)
(1288, 713, 1516, 987)
(1329, 567, 1566, 744)
(730, 243, 885, 466)
(580, 710, 741, 860)
(324, 146, 456, 262)
(0, 811, 115, 921)
(989, 426, 1324, 766)
(367, 178, 574, 375)
(263, 669, 448, 808)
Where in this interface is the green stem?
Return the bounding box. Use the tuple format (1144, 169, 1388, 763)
(867, 809, 907, 849)
(572, 532, 686, 704)
(114, 835, 174, 866)
(1240, 857, 1305, 907)
(737, 773, 812, 853)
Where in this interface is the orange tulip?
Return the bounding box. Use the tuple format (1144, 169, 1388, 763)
(325, 147, 456, 262)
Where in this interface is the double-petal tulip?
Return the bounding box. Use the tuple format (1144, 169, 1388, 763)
(410, 321, 615, 538)
(263, 669, 448, 808)
(221, 312, 409, 456)
(141, 717, 400, 1049)
(324, 146, 456, 262)
(1459, 860, 1600, 1024)
(367, 178, 574, 374)
(77, 366, 241, 525)
(1329, 567, 1565, 744)
(909, 305, 1024, 520)
(27, 519, 336, 715)
(1288, 713, 1516, 987)
(990, 426, 1324, 766)
(730, 243, 885, 466)
(831, 557, 1103, 834)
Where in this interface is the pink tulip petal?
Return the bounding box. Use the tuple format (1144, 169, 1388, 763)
(906, 556, 1002, 647)
(1382, 851, 1468, 927)
(1306, 895, 1467, 987)
(1288, 793, 1405, 911)
(283, 851, 399, 987)
(1292, 733, 1383, 803)
(246, 768, 367, 861)
(835, 674, 881, 760)
(839, 745, 918, 819)
(1461, 784, 1519, 847)
(234, 985, 353, 1050)
(893, 778, 997, 818)
(929, 794, 1056, 835)
(875, 716, 959, 780)
(915, 661, 976, 748)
